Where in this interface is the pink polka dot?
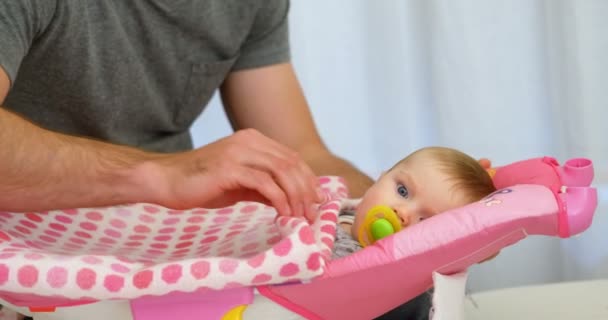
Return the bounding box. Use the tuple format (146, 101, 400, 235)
(24, 253, 44, 260)
(139, 214, 156, 223)
(46, 267, 68, 288)
(321, 225, 335, 234)
(218, 250, 234, 256)
(104, 229, 122, 238)
(192, 209, 208, 215)
(116, 256, 133, 263)
(266, 235, 282, 245)
(318, 177, 331, 185)
(171, 248, 190, 255)
(110, 219, 127, 229)
(179, 234, 196, 241)
(320, 212, 338, 223)
(25, 213, 43, 223)
(75, 231, 92, 239)
(252, 273, 272, 284)
(0, 264, 9, 285)
(111, 263, 130, 273)
(229, 224, 247, 230)
(203, 228, 221, 235)
(154, 235, 172, 242)
(322, 203, 340, 211)
(219, 259, 238, 274)
(226, 231, 240, 238)
(82, 256, 103, 264)
(240, 204, 259, 213)
(134, 225, 151, 233)
(146, 249, 164, 255)
(200, 236, 218, 244)
(168, 209, 184, 215)
(151, 243, 168, 249)
(123, 241, 141, 247)
(321, 237, 333, 249)
(39, 235, 57, 243)
(241, 243, 259, 252)
(62, 209, 78, 215)
(128, 235, 147, 241)
(247, 253, 265, 268)
(115, 208, 133, 217)
(104, 275, 124, 292)
(161, 264, 182, 284)
(55, 215, 73, 224)
(278, 217, 289, 227)
(133, 270, 153, 289)
(223, 282, 243, 290)
(19, 220, 37, 229)
(49, 223, 67, 232)
(290, 219, 301, 229)
(162, 217, 180, 225)
(213, 216, 230, 224)
(186, 216, 205, 224)
(69, 237, 87, 245)
(0, 253, 16, 259)
(100, 237, 117, 244)
(307, 253, 322, 271)
(279, 263, 299, 277)
(63, 243, 83, 250)
(183, 225, 201, 233)
(86, 211, 103, 221)
(298, 227, 315, 245)
(79, 222, 97, 231)
(175, 241, 193, 249)
(217, 208, 234, 215)
(0, 231, 11, 242)
(14, 226, 31, 235)
(44, 230, 62, 237)
(273, 239, 294, 257)
(17, 265, 39, 287)
(159, 227, 176, 234)
(143, 205, 160, 214)
(190, 261, 210, 279)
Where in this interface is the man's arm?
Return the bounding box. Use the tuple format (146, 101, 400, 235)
(0, 67, 319, 218)
(0, 73, 154, 210)
(220, 63, 374, 197)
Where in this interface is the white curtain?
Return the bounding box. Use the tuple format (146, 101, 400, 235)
(192, 0, 607, 292)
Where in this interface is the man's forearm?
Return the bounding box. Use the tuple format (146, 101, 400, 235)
(0, 107, 159, 211)
(302, 148, 373, 198)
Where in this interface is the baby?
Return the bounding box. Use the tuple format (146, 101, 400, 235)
(333, 146, 496, 259)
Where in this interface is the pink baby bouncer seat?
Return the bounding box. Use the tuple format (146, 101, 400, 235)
(0, 156, 598, 320)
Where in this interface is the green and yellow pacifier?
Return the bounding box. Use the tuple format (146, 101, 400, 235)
(357, 205, 403, 247)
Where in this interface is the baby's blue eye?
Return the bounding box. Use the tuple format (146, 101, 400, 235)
(397, 184, 409, 198)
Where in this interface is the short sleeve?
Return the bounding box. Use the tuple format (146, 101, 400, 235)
(232, 0, 291, 71)
(0, 0, 56, 85)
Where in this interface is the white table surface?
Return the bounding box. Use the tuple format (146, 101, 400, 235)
(464, 279, 608, 320)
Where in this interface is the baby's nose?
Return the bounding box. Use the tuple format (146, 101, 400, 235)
(392, 208, 411, 227)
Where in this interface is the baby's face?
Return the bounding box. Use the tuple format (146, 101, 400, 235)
(352, 154, 469, 235)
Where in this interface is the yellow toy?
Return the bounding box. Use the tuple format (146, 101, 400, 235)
(357, 205, 403, 247)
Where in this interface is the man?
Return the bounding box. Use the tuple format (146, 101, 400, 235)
(0, 0, 373, 222)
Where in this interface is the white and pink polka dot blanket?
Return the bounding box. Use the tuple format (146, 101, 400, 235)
(0, 177, 348, 307)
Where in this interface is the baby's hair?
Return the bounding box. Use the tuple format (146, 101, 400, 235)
(399, 147, 496, 203)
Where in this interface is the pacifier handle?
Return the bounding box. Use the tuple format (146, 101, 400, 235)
(357, 205, 403, 247)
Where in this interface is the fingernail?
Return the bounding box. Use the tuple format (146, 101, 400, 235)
(316, 188, 325, 202)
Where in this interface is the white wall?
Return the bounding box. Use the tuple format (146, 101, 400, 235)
(190, 0, 608, 292)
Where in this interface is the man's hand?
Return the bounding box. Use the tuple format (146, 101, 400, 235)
(147, 129, 324, 222)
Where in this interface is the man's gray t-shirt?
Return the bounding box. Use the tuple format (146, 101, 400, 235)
(0, 0, 290, 152)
